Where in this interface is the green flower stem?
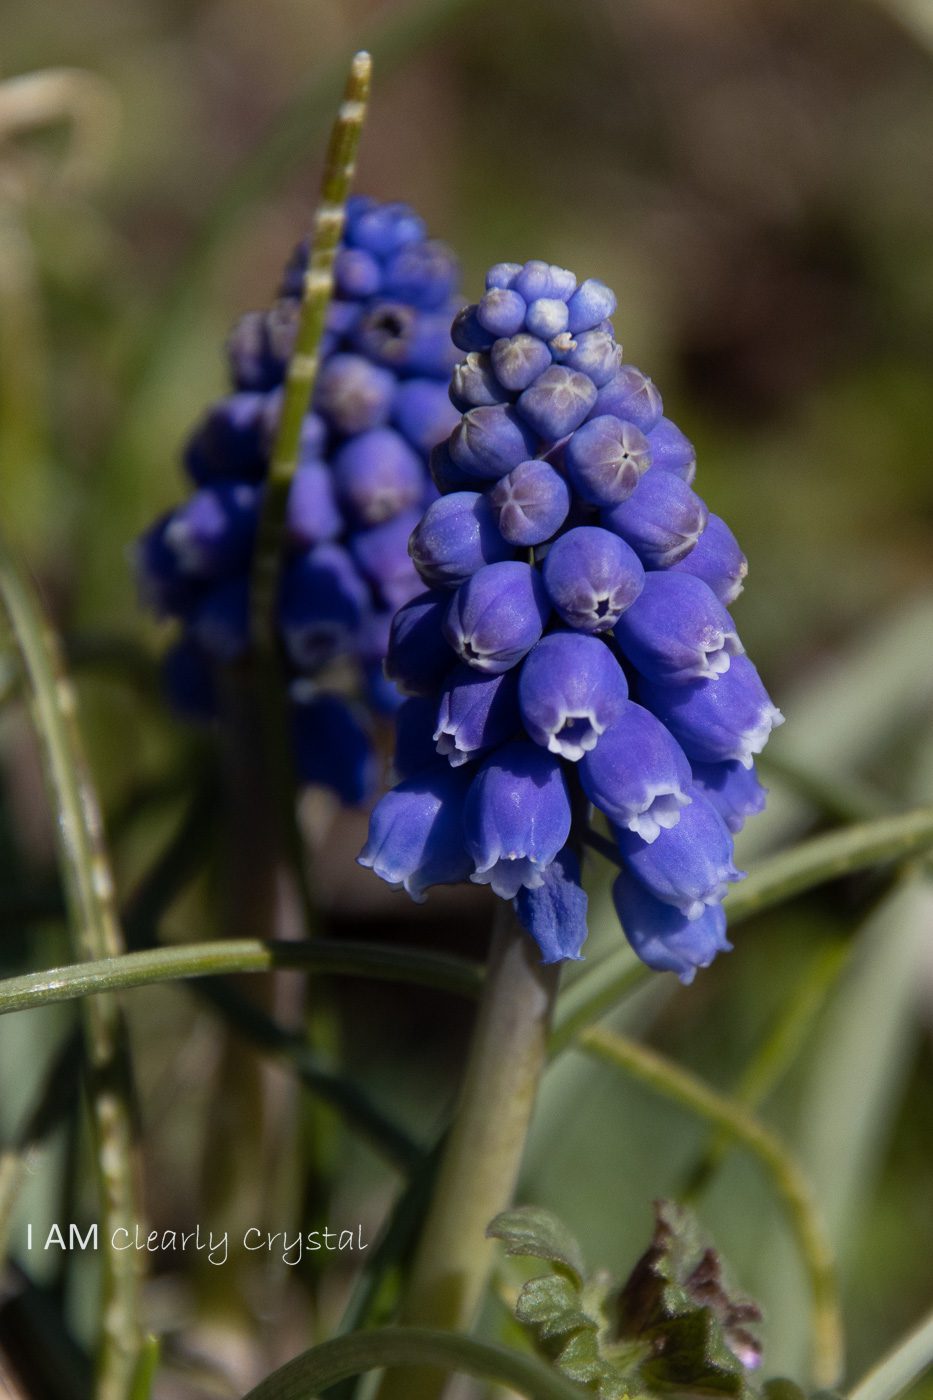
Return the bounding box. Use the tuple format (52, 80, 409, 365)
(580, 1025, 843, 1389)
(0, 938, 482, 1019)
(847, 1305, 933, 1400)
(250, 49, 371, 645)
(376, 906, 560, 1400)
(243, 1325, 587, 1400)
(682, 941, 850, 1199)
(0, 534, 144, 1399)
(558, 804, 933, 1052)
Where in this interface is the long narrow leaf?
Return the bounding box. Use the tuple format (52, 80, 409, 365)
(0, 938, 482, 1018)
(0, 536, 144, 1396)
(242, 1326, 588, 1400)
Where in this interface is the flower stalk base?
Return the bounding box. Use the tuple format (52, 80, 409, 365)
(376, 903, 559, 1400)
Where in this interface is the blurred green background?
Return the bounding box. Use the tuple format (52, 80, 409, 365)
(1, 0, 932, 1396)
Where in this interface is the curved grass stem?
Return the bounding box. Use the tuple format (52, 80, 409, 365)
(0, 938, 482, 1018)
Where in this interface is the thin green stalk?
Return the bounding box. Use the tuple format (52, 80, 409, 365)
(245, 52, 371, 938)
(103, 0, 487, 456)
(243, 1325, 588, 1400)
(557, 806, 933, 1052)
(376, 906, 560, 1400)
(0, 938, 482, 1018)
(0, 536, 144, 1397)
(580, 1026, 843, 1389)
(847, 1306, 933, 1400)
(250, 50, 371, 643)
(681, 942, 850, 1199)
(726, 805, 933, 921)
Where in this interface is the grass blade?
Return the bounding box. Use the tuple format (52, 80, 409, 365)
(0, 535, 144, 1397)
(241, 1326, 588, 1400)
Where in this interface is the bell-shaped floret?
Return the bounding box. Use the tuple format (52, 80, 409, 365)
(579, 701, 692, 841)
(464, 741, 571, 899)
(541, 525, 644, 633)
(434, 664, 521, 767)
(614, 787, 744, 920)
(359, 764, 474, 901)
(601, 470, 708, 568)
(614, 572, 744, 684)
(444, 560, 550, 673)
(639, 655, 783, 769)
(612, 870, 732, 983)
(519, 632, 628, 761)
(515, 848, 589, 964)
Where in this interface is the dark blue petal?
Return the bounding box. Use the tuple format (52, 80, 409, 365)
(515, 847, 589, 964)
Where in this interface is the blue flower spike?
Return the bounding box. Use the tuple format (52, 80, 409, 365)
(137, 191, 465, 807)
(360, 255, 782, 979)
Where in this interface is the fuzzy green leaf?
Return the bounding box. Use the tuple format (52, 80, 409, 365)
(488, 1204, 587, 1283)
(516, 1274, 591, 1341)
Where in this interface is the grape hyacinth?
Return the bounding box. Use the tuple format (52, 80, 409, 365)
(135, 196, 463, 803)
(360, 259, 783, 982)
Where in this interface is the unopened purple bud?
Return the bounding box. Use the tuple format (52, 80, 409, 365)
(351, 509, 422, 610)
(279, 543, 369, 670)
(135, 516, 199, 617)
(392, 378, 460, 456)
(382, 240, 459, 310)
(512, 261, 576, 302)
(564, 415, 651, 506)
(566, 278, 617, 334)
(315, 353, 394, 435)
(615, 787, 744, 920)
(430, 441, 479, 495)
(450, 354, 504, 410)
(486, 262, 522, 290)
(184, 392, 268, 486)
(295, 407, 327, 460)
(359, 764, 474, 901)
(490, 334, 553, 393)
(334, 246, 382, 299)
(691, 760, 767, 833)
(645, 416, 696, 482)
(348, 200, 425, 257)
(488, 460, 571, 546)
(670, 513, 747, 605)
(615, 572, 744, 684)
(291, 689, 375, 804)
(556, 328, 622, 387)
(593, 365, 663, 433)
(639, 655, 784, 768)
(449, 405, 538, 481)
(542, 525, 644, 633)
(579, 701, 692, 841)
(334, 428, 423, 526)
(226, 303, 298, 391)
(518, 365, 598, 441)
(435, 663, 521, 766)
(476, 288, 527, 339)
(524, 297, 569, 340)
(601, 470, 708, 567)
(409, 491, 512, 588)
(444, 560, 550, 673)
(519, 632, 627, 761)
(451, 305, 493, 353)
(191, 577, 250, 662)
(612, 870, 731, 983)
(163, 484, 258, 579)
(515, 847, 588, 963)
(464, 741, 571, 898)
(286, 462, 344, 548)
(385, 589, 455, 696)
(403, 304, 462, 378)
